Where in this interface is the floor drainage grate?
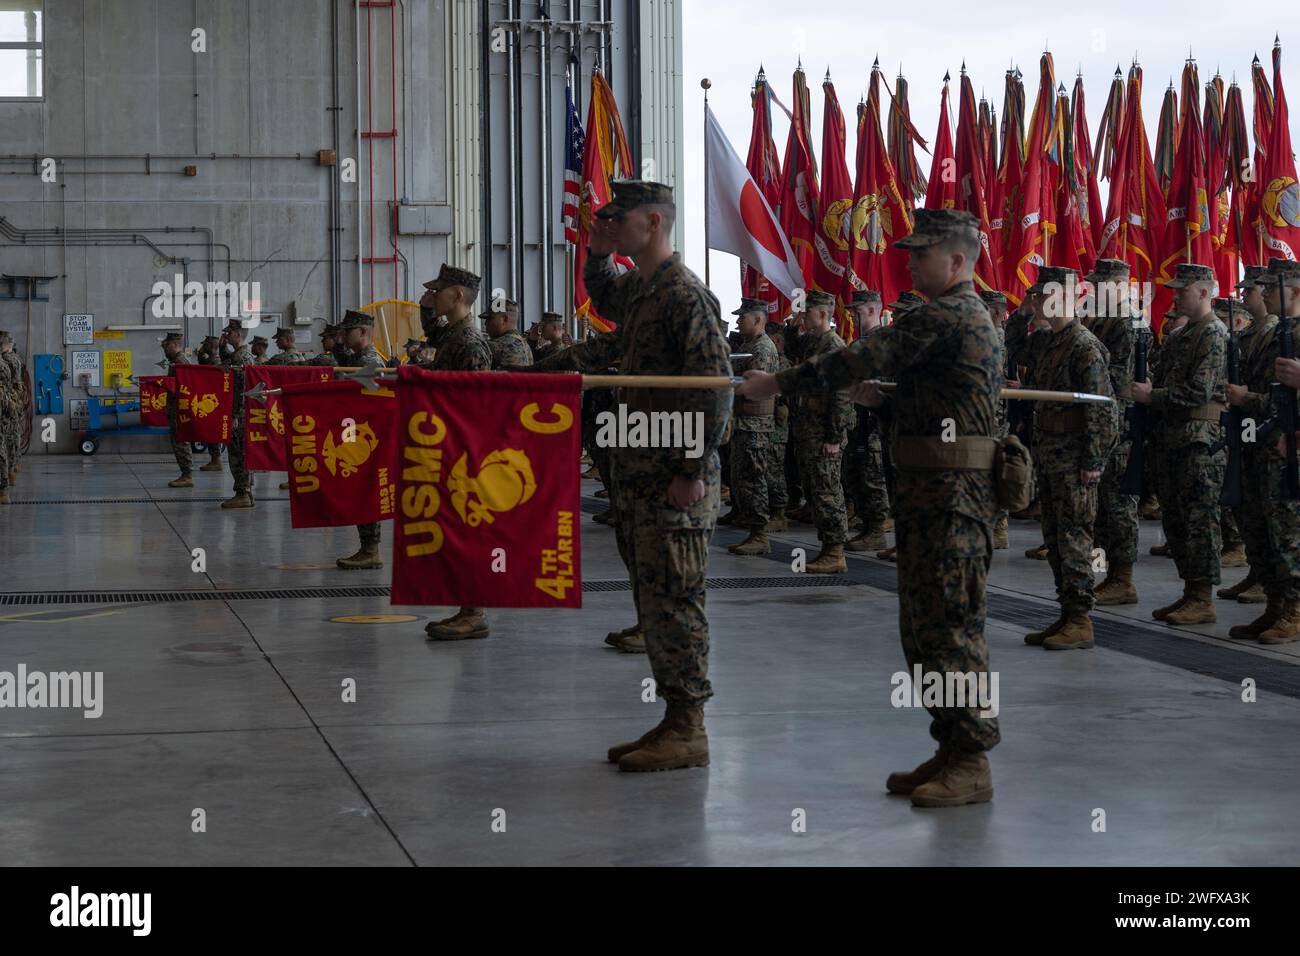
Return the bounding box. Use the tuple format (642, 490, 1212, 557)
(6, 496, 290, 504)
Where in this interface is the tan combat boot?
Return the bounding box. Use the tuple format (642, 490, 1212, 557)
(1153, 583, 1190, 621)
(617, 704, 709, 772)
(220, 492, 254, 509)
(426, 607, 469, 635)
(1165, 581, 1216, 625)
(993, 515, 1010, 550)
(844, 528, 887, 552)
(426, 607, 489, 641)
(607, 705, 672, 762)
(1094, 563, 1138, 605)
(1043, 612, 1095, 649)
(168, 473, 194, 488)
(876, 545, 897, 562)
(0, 490, 9, 505)
(337, 545, 382, 570)
(1220, 543, 1247, 568)
(881, 517, 895, 532)
(1238, 584, 1268, 604)
(1025, 543, 1049, 560)
(200, 454, 223, 472)
(604, 624, 639, 647)
(806, 543, 847, 574)
(1218, 573, 1258, 600)
(1138, 494, 1161, 520)
(1228, 597, 1281, 639)
(1024, 614, 1066, 646)
(728, 531, 771, 556)
(764, 509, 788, 532)
(885, 745, 951, 795)
(909, 751, 993, 807)
(1259, 598, 1300, 645)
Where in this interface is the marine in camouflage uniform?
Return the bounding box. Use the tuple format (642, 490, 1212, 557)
(841, 290, 891, 552)
(980, 291, 1011, 550)
(0, 331, 22, 490)
(331, 310, 388, 570)
(0, 340, 13, 504)
(250, 335, 270, 364)
(160, 333, 195, 487)
(1134, 263, 1228, 624)
(1219, 266, 1275, 603)
(1008, 266, 1117, 649)
(532, 180, 731, 772)
(765, 323, 792, 530)
(792, 290, 854, 573)
(219, 321, 257, 508)
(761, 208, 1002, 807)
(417, 264, 495, 642)
(264, 327, 308, 366)
(1145, 309, 1186, 557)
(1226, 260, 1300, 643)
(194, 335, 225, 470)
(726, 299, 780, 555)
(1080, 259, 1140, 604)
(309, 324, 342, 366)
(484, 300, 535, 369)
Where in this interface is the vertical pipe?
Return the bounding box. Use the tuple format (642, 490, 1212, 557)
(566, 0, 578, 335)
(479, 0, 492, 303)
(512, 2, 525, 311)
(626, 0, 641, 172)
(506, 0, 519, 300)
(391, 2, 399, 298)
(598, 0, 608, 78)
(538, 7, 553, 310)
(355, 0, 364, 307)
(328, 0, 342, 323)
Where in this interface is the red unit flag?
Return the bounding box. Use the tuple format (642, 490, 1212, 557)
(173, 364, 233, 443)
(243, 365, 334, 472)
(280, 380, 399, 529)
(392, 367, 583, 609)
(137, 375, 173, 427)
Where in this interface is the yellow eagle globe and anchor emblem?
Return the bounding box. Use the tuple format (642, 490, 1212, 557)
(448, 448, 537, 527)
(268, 403, 285, 436)
(1262, 177, 1300, 229)
(322, 423, 379, 478)
(146, 391, 169, 412)
(189, 393, 220, 418)
(851, 193, 892, 254)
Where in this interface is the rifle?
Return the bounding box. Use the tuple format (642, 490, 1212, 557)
(1119, 324, 1152, 495)
(1214, 301, 1244, 506)
(1262, 275, 1300, 499)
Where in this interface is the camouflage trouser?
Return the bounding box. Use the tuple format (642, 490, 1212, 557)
(1038, 469, 1099, 613)
(0, 408, 9, 488)
(357, 522, 381, 549)
(895, 502, 1000, 753)
(167, 392, 192, 474)
(843, 430, 890, 532)
(767, 438, 788, 511)
(1160, 441, 1225, 584)
(583, 389, 613, 492)
(728, 428, 771, 531)
(1094, 442, 1137, 566)
(612, 471, 717, 707)
(1220, 507, 1243, 550)
(1258, 451, 1300, 602)
(228, 412, 252, 494)
(1238, 450, 1272, 584)
(795, 438, 848, 545)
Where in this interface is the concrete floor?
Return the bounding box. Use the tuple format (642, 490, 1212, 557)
(2, 452, 1299, 866)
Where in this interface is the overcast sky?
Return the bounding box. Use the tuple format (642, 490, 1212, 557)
(681, 0, 1300, 325)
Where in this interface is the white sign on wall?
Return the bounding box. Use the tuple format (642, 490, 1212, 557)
(71, 350, 101, 387)
(69, 399, 89, 430)
(63, 314, 95, 345)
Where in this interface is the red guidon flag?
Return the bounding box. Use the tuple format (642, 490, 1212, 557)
(392, 367, 583, 609)
(137, 375, 173, 427)
(173, 365, 233, 443)
(280, 380, 399, 529)
(243, 365, 333, 472)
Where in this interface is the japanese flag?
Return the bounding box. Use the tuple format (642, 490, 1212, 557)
(705, 104, 805, 299)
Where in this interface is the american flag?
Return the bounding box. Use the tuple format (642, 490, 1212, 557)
(562, 80, 585, 247)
